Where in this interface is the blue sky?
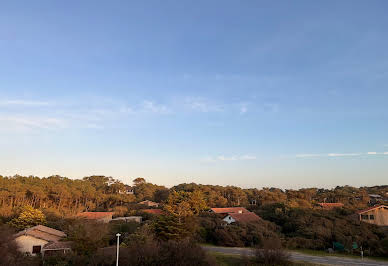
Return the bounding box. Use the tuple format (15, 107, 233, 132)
(1, 1, 388, 188)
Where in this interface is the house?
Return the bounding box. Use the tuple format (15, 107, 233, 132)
(118, 186, 134, 195)
(369, 194, 383, 205)
(142, 209, 163, 215)
(14, 225, 67, 256)
(139, 200, 159, 207)
(42, 241, 73, 256)
(317, 203, 344, 209)
(358, 205, 388, 226)
(210, 207, 249, 215)
(223, 212, 261, 224)
(111, 216, 142, 223)
(76, 212, 114, 223)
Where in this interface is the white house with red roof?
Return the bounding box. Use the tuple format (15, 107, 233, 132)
(223, 212, 261, 224)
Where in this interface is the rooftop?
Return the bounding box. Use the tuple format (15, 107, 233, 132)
(76, 212, 114, 219)
(227, 212, 261, 223)
(210, 207, 249, 214)
(357, 205, 388, 214)
(15, 225, 66, 242)
(43, 241, 73, 250)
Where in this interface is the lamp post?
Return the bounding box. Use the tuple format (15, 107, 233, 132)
(116, 233, 121, 266)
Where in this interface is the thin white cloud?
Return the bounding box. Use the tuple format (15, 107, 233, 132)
(295, 154, 324, 158)
(0, 115, 65, 130)
(328, 153, 361, 157)
(185, 98, 223, 113)
(141, 101, 171, 114)
(0, 100, 50, 106)
(296, 152, 387, 158)
(203, 155, 256, 162)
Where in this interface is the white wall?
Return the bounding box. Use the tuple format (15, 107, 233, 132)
(223, 215, 236, 224)
(15, 235, 48, 255)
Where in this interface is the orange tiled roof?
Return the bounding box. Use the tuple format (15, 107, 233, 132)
(76, 212, 114, 219)
(228, 212, 261, 223)
(210, 207, 249, 214)
(142, 209, 163, 215)
(357, 205, 387, 214)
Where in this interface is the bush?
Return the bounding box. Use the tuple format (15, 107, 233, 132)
(254, 238, 290, 266)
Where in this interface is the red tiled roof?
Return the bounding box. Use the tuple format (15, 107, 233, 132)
(210, 207, 249, 214)
(227, 212, 261, 223)
(142, 209, 163, 215)
(76, 212, 114, 219)
(357, 205, 387, 214)
(318, 203, 344, 209)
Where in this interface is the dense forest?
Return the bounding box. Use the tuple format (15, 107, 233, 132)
(0, 174, 386, 218)
(1, 174, 388, 264)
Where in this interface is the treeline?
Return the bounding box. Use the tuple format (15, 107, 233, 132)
(1, 175, 387, 219)
(0, 175, 166, 218)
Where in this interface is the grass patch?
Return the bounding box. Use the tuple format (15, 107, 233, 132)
(290, 249, 388, 262)
(208, 251, 319, 266)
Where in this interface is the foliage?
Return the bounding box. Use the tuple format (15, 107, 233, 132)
(66, 220, 110, 255)
(254, 238, 291, 266)
(8, 205, 46, 229)
(0, 224, 40, 266)
(164, 190, 207, 221)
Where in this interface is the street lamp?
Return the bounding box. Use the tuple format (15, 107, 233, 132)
(116, 233, 121, 266)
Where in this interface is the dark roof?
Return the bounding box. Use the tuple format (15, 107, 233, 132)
(14, 225, 66, 242)
(43, 241, 73, 250)
(358, 205, 388, 214)
(76, 212, 114, 219)
(210, 207, 249, 214)
(227, 212, 261, 223)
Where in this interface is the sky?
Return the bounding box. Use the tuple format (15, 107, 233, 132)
(1, 1, 388, 189)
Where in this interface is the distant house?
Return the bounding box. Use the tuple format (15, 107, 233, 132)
(142, 209, 163, 215)
(358, 205, 388, 226)
(369, 194, 383, 205)
(210, 207, 249, 215)
(118, 186, 134, 195)
(76, 212, 114, 223)
(111, 216, 142, 223)
(223, 212, 261, 224)
(14, 225, 68, 256)
(317, 203, 344, 209)
(139, 200, 159, 207)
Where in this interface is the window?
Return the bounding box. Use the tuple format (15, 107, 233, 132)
(32, 245, 41, 254)
(361, 214, 369, 220)
(369, 215, 375, 220)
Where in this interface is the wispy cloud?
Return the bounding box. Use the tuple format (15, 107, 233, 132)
(0, 115, 65, 130)
(296, 152, 388, 158)
(185, 97, 223, 113)
(0, 100, 50, 106)
(202, 155, 256, 162)
(240, 104, 248, 114)
(141, 101, 171, 114)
